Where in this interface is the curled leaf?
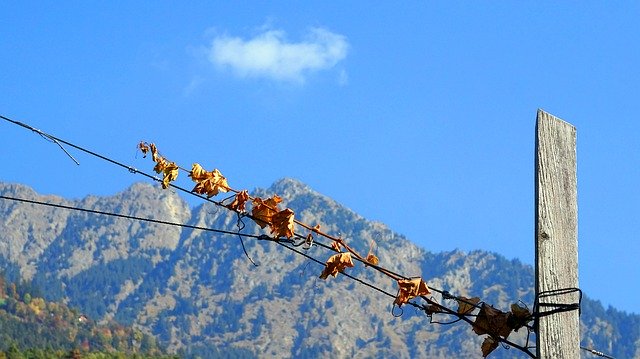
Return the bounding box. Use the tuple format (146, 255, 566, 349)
(138, 142, 150, 157)
(161, 162, 179, 189)
(394, 277, 430, 307)
(189, 163, 229, 198)
(150, 143, 160, 163)
(473, 304, 512, 339)
(251, 195, 282, 228)
(510, 302, 530, 319)
(153, 157, 169, 174)
(365, 253, 379, 266)
(189, 163, 208, 181)
(227, 190, 250, 212)
(140, 142, 177, 189)
(457, 296, 481, 315)
(319, 252, 354, 279)
(508, 303, 531, 331)
(270, 208, 295, 238)
(365, 240, 379, 266)
(481, 336, 499, 358)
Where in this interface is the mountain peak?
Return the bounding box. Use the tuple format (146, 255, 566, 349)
(268, 177, 313, 195)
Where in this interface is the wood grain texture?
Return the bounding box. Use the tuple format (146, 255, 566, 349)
(535, 109, 580, 358)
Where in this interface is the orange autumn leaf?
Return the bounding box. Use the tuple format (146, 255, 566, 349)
(153, 157, 168, 173)
(140, 142, 177, 189)
(330, 241, 342, 252)
(481, 336, 499, 358)
(189, 163, 208, 181)
(365, 240, 378, 266)
(161, 162, 179, 189)
(150, 143, 160, 163)
(319, 252, 354, 279)
(251, 195, 282, 228)
(270, 208, 295, 238)
(365, 253, 379, 266)
(457, 296, 481, 315)
(227, 190, 250, 212)
(394, 277, 430, 307)
(189, 163, 229, 198)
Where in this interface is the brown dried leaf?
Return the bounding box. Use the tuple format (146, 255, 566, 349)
(394, 278, 430, 307)
(508, 303, 531, 331)
(319, 252, 354, 279)
(425, 304, 443, 315)
(457, 296, 481, 315)
(481, 336, 499, 358)
(365, 253, 379, 266)
(138, 142, 150, 157)
(270, 208, 295, 238)
(153, 157, 168, 174)
(251, 195, 282, 228)
(473, 304, 512, 339)
(189, 164, 229, 198)
(150, 143, 160, 163)
(365, 240, 378, 266)
(161, 162, 179, 189)
(228, 190, 250, 212)
(189, 163, 208, 181)
(331, 241, 342, 252)
(510, 303, 530, 319)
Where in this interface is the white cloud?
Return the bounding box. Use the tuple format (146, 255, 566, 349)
(209, 27, 348, 83)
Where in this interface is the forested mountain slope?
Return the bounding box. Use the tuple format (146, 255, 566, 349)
(0, 179, 638, 358)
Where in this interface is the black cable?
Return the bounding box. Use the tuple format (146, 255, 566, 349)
(0, 115, 514, 308)
(0, 195, 261, 240)
(0, 193, 399, 301)
(2, 114, 417, 285)
(274, 239, 398, 299)
(0, 115, 226, 208)
(580, 346, 616, 359)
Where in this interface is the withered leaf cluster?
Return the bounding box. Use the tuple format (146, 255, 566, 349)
(139, 142, 178, 189)
(189, 163, 229, 198)
(250, 195, 295, 239)
(466, 302, 533, 357)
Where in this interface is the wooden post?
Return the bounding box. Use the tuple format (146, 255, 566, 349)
(535, 109, 580, 358)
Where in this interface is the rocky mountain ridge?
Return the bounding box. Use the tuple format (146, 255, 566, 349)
(0, 179, 638, 358)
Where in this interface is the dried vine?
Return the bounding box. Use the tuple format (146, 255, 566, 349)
(138, 141, 545, 357)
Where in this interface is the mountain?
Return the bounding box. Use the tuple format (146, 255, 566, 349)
(0, 179, 638, 358)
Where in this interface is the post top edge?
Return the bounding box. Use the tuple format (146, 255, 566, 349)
(537, 109, 576, 130)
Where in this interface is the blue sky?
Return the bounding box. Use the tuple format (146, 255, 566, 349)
(1, 2, 638, 314)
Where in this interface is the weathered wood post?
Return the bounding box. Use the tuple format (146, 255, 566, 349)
(535, 109, 580, 358)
